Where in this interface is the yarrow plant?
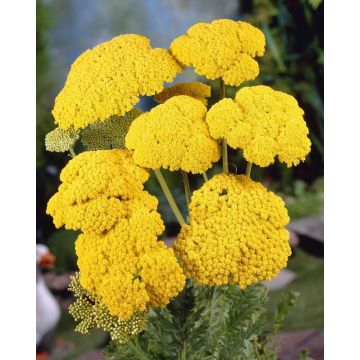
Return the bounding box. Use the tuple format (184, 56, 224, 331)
(45, 18, 311, 359)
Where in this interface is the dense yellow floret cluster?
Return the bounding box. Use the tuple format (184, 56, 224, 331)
(45, 127, 79, 153)
(173, 174, 291, 288)
(206, 85, 311, 167)
(68, 273, 148, 343)
(47, 149, 186, 321)
(170, 19, 265, 85)
(52, 34, 182, 129)
(76, 217, 185, 319)
(154, 82, 211, 105)
(125, 95, 220, 174)
(46, 149, 157, 234)
(81, 109, 142, 150)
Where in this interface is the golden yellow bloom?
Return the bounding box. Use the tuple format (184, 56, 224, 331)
(52, 34, 182, 129)
(47, 149, 157, 233)
(206, 86, 311, 167)
(170, 19, 265, 85)
(174, 174, 291, 288)
(76, 211, 185, 319)
(125, 95, 220, 174)
(154, 82, 211, 105)
(68, 273, 147, 343)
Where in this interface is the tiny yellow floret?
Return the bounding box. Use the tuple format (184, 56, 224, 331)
(154, 82, 211, 105)
(125, 95, 220, 174)
(174, 174, 291, 288)
(170, 19, 265, 85)
(206, 85, 311, 167)
(52, 34, 182, 129)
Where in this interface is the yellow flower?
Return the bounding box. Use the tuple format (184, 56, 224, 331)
(76, 210, 185, 319)
(154, 82, 211, 105)
(45, 127, 79, 153)
(52, 34, 182, 129)
(46, 149, 157, 234)
(173, 174, 291, 288)
(68, 273, 147, 343)
(125, 95, 220, 174)
(170, 19, 265, 85)
(206, 85, 311, 167)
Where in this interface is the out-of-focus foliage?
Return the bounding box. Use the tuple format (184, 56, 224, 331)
(47, 229, 78, 273)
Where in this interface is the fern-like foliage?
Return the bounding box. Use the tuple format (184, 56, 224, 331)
(102, 281, 298, 360)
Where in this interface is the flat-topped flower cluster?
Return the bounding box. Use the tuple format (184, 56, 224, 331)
(45, 18, 311, 342)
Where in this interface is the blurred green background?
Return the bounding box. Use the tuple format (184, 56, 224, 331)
(37, 0, 323, 358)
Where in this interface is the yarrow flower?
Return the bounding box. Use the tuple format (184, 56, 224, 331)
(52, 34, 182, 129)
(46, 149, 157, 234)
(68, 273, 148, 343)
(76, 215, 185, 319)
(154, 82, 211, 105)
(170, 19, 265, 85)
(81, 109, 142, 150)
(174, 173, 291, 288)
(45, 127, 79, 153)
(206, 85, 311, 167)
(125, 95, 220, 174)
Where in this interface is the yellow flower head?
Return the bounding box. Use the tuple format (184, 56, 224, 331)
(206, 85, 311, 167)
(154, 82, 211, 105)
(47, 149, 157, 234)
(45, 127, 79, 153)
(76, 207, 185, 319)
(125, 95, 220, 174)
(52, 34, 182, 129)
(68, 273, 148, 343)
(170, 19, 265, 85)
(174, 174, 291, 288)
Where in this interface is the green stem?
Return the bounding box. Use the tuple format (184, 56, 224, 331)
(181, 170, 191, 211)
(153, 169, 186, 225)
(222, 139, 229, 173)
(219, 78, 228, 173)
(246, 162, 253, 177)
(69, 146, 76, 158)
(202, 172, 209, 182)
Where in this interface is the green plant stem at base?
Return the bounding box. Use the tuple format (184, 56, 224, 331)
(219, 78, 228, 173)
(69, 146, 76, 158)
(246, 162, 253, 177)
(181, 170, 191, 211)
(202, 172, 209, 182)
(153, 168, 186, 225)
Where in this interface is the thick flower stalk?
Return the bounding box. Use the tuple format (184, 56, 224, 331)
(125, 95, 220, 174)
(52, 34, 182, 129)
(206, 85, 311, 167)
(170, 19, 265, 85)
(46, 149, 157, 234)
(174, 174, 291, 288)
(68, 273, 148, 343)
(154, 82, 211, 105)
